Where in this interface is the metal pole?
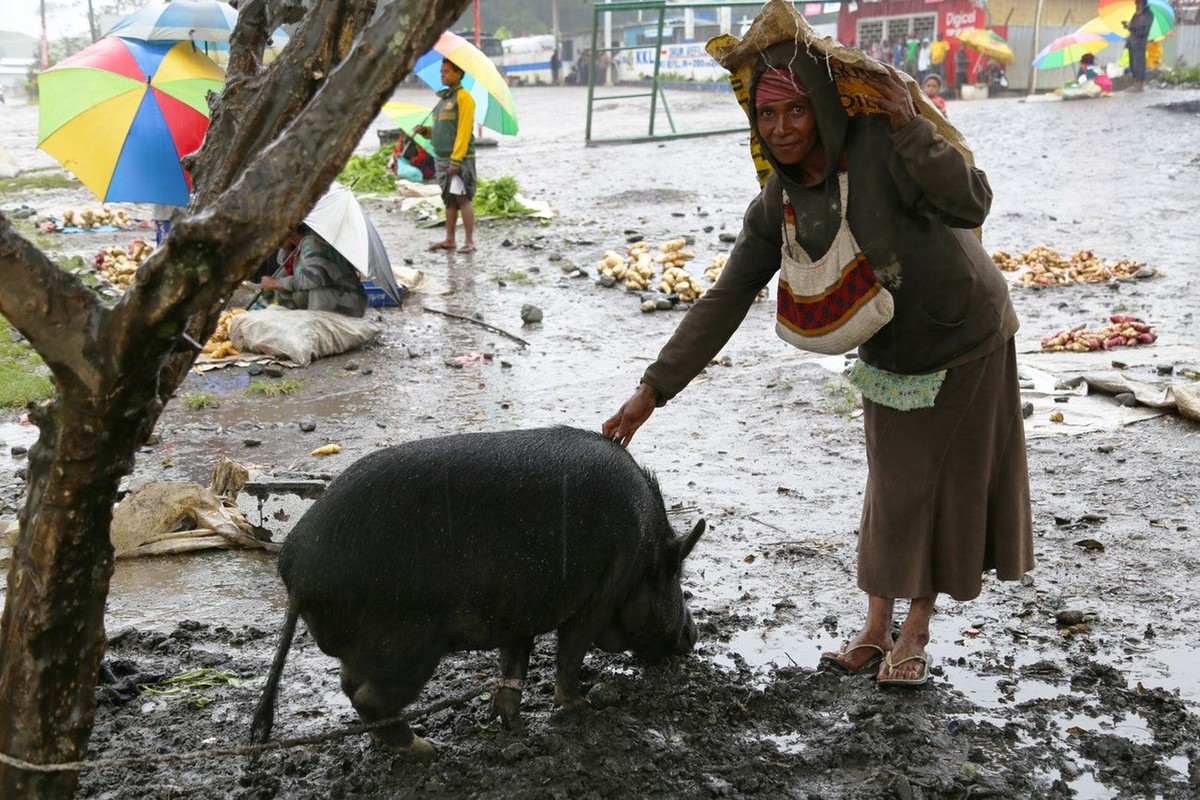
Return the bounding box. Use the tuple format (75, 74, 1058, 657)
(647, 7, 670, 136)
(585, 7, 601, 142)
(474, 0, 484, 139)
(604, 0, 613, 86)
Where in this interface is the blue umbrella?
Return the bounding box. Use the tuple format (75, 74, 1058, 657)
(105, 0, 290, 51)
(106, 0, 239, 43)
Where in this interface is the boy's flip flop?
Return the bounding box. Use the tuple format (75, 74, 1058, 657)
(818, 643, 887, 675)
(876, 651, 930, 688)
(428, 241, 455, 251)
(456, 244, 475, 254)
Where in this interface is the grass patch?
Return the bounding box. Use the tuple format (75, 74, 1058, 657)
(181, 392, 218, 410)
(1162, 66, 1200, 86)
(0, 318, 53, 408)
(0, 168, 80, 196)
(493, 270, 537, 285)
(821, 379, 860, 415)
(246, 378, 303, 396)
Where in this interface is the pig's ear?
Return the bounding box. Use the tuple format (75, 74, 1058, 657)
(678, 519, 705, 562)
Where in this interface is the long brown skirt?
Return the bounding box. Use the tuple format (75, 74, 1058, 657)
(856, 339, 1034, 602)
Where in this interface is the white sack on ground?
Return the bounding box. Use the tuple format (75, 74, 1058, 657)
(229, 306, 382, 366)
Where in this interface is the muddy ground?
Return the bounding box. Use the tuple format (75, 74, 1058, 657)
(3, 81, 1200, 798)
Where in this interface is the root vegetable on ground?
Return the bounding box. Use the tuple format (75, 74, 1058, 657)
(993, 245, 1157, 286)
(1040, 315, 1158, 352)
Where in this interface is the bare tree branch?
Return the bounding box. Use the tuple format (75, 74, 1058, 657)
(0, 216, 107, 393)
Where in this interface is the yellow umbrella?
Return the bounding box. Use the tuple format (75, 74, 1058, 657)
(957, 29, 1016, 65)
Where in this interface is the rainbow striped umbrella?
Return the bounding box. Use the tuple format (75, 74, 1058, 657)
(1032, 32, 1113, 70)
(1098, 0, 1175, 40)
(1078, 16, 1126, 44)
(37, 37, 224, 206)
(413, 32, 519, 136)
(381, 101, 435, 157)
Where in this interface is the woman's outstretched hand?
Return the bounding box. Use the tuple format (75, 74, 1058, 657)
(602, 383, 659, 448)
(865, 65, 919, 132)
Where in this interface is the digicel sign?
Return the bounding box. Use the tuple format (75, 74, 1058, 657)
(943, 8, 986, 36)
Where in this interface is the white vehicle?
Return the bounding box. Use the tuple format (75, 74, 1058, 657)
(498, 34, 558, 85)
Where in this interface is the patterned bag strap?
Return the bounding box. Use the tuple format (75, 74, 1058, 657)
(779, 171, 851, 260)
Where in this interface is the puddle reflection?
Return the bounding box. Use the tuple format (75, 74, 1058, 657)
(105, 550, 284, 630)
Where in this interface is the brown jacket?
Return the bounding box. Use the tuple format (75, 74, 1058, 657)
(642, 114, 1019, 405)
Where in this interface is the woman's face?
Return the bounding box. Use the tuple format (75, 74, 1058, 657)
(755, 96, 822, 169)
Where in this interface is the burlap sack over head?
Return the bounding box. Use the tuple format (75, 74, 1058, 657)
(707, 0, 974, 188)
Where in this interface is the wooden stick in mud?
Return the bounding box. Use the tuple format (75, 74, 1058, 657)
(422, 305, 530, 347)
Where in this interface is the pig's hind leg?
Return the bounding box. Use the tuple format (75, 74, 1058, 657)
(340, 652, 441, 758)
(492, 637, 534, 724)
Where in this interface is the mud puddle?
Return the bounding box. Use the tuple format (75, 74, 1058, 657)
(4, 85, 1200, 797)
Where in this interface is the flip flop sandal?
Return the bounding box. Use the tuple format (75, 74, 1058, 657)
(428, 241, 456, 251)
(456, 244, 476, 254)
(876, 651, 931, 688)
(819, 643, 887, 675)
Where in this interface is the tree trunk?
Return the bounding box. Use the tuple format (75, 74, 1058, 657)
(0, 1, 470, 794)
(0, 399, 141, 796)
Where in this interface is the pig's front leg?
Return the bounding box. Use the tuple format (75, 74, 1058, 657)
(553, 622, 593, 711)
(492, 638, 534, 724)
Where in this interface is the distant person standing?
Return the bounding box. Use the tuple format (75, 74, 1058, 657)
(1125, 0, 1154, 92)
(929, 33, 950, 80)
(414, 59, 477, 254)
(917, 38, 932, 78)
(890, 38, 905, 69)
(550, 48, 561, 85)
(954, 46, 970, 95)
(904, 34, 920, 75)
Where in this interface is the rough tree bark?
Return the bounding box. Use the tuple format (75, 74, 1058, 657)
(0, 0, 470, 795)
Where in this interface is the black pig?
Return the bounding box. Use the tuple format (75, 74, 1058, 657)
(251, 426, 704, 757)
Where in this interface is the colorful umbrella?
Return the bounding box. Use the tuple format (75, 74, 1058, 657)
(412, 31, 519, 136)
(1078, 16, 1126, 44)
(38, 37, 224, 206)
(1097, 0, 1175, 40)
(1032, 32, 1113, 70)
(105, 0, 290, 53)
(957, 29, 1016, 65)
(105, 0, 238, 43)
(381, 100, 435, 157)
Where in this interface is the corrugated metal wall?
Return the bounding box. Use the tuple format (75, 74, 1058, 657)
(995, 24, 1199, 94)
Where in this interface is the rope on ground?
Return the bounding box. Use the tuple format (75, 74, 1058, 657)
(422, 305, 530, 347)
(0, 686, 481, 774)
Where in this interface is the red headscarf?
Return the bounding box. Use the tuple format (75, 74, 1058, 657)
(755, 67, 809, 107)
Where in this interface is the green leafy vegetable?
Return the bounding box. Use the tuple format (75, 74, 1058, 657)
(337, 145, 395, 194)
(473, 176, 533, 218)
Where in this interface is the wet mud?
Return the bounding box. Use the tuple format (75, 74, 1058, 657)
(2, 83, 1200, 797)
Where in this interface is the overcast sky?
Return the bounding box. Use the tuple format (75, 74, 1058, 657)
(6, 1, 91, 41)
